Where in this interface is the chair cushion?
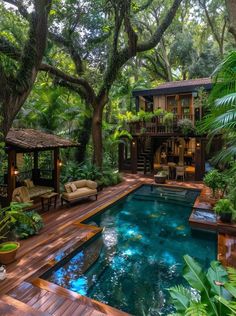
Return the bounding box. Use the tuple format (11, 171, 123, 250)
(28, 186, 53, 198)
(73, 180, 87, 188)
(24, 179, 34, 189)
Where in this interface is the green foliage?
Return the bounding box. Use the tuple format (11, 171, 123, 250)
(169, 255, 236, 316)
(13, 211, 44, 239)
(201, 52, 236, 163)
(203, 169, 224, 197)
(61, 161, 123, 188)
(0, 202, 34, 241)
(177, 119, 196, 136)
(213, 199, 234, 215)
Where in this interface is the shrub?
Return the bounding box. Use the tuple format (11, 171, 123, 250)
(61, 161, 123, 188)
(213, 198, 234, 215)
(13, 211, 44, 239)
(0, 202, 34, 241)
(203, 169, 224, 198)
(177, 118, 196, 136)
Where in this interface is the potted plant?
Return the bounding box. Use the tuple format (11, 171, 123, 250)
(177, 118, 196, 137)
(0, 202, 33, 264)
(213, 198, 234, 223)
(154, 170, 168, 184)
(203, 169, 224, 204)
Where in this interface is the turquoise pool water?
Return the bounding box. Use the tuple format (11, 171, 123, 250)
(43, 185, 217, 315)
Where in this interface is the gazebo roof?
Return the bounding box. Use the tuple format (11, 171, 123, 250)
(6, 128, 79, 150)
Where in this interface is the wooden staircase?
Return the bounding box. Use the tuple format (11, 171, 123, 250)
(137, 138, 152, 174)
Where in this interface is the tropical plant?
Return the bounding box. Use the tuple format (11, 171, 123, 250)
(13, 211, 44, 239)
(163, 112, 174, 125)
(178, 118, 196, 136)
(213, 198, 234, 215)
(203, 169, 224, 198)
(201, 52, 236, 163)
(0, 203, 33, 241)
(169, 255, 236, 315)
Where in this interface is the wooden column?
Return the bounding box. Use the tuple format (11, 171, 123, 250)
(53, 148, 60, 193)
(7, 149, 16, 203)
(32, 151, 40, 184)
(131, 138, 137, 174)
(195, 137, 205, 181)
(33, 151, 38, 169)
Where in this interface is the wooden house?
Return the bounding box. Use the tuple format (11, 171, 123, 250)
(118, 78, 218, 180)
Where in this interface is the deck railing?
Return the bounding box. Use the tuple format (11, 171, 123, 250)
(128, 114, 194, 135)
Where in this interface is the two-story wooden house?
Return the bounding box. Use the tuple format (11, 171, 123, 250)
(118, 78, 216, 180)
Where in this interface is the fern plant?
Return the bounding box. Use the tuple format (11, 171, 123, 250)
(169, 255, 236, 315)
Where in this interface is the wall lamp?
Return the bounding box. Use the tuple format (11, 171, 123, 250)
(13, 166, 19, 175)
(58, 159, 63, 167)
(196, 141, 201, 148)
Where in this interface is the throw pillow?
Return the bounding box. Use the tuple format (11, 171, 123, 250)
(70, 183, 77, 192)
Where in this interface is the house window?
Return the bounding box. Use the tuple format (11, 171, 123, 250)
(180, 95, 191, 118)
(167, 96, 177, 114)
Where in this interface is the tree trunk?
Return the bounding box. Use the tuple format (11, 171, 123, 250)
(76, 115, 92, 164)
(225, 0, 236, 43)
(92, 105, 104, 168)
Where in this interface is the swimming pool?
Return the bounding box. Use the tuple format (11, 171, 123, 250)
(43, 185, 217, 315)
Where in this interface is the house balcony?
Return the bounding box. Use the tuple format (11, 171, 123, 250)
(128, 114, 195, 136)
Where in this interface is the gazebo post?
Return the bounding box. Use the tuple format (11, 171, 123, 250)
(53, 148, 60, 193)
(32, 151, 39, 184)
(7, 148, 16, 203)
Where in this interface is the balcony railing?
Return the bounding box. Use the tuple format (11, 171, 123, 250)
(129, 114, 194, 136)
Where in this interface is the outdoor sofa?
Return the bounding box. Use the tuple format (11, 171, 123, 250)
(61, 179, 98, 205)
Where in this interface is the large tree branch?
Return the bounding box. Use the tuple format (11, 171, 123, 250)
(225, 0, 236, 44)
(0, 0, 52, 138)
(39, 63, 96, 104)
(97, 0, 182, 100)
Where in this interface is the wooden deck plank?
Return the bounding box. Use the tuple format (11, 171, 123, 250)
(0, 295, 49, 316)
(31, 278, 129, 315)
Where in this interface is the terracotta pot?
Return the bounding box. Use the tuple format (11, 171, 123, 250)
(0, 242, 20, 264)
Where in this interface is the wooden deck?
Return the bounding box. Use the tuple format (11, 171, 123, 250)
(0, 174, 149, 315)
(1, 175, 236, 315)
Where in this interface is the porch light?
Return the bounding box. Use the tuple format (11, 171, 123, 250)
(13, 166, 19, 175)
(58, 159, 63, 167)
(196, 142, 200, 148)
(132, 141, 136, 146)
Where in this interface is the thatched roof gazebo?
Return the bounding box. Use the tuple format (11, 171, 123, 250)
(0, 128, 79, 205)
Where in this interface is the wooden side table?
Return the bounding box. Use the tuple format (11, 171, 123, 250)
(41, 192, 59, 211)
